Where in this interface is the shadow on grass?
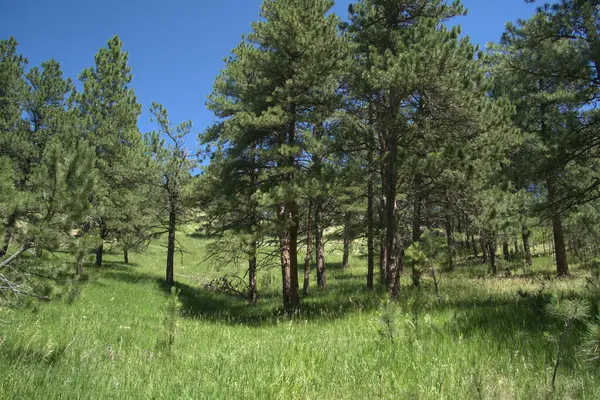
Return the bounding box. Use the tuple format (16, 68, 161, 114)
(152, 277, 385, 326)
(186, 231, 210, 239)
(101, 269, 160, 284)
(95, 258, 595, 344)
(99, 260, 141, 269)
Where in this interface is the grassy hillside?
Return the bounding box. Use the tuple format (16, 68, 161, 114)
(1, 230, 599, 399)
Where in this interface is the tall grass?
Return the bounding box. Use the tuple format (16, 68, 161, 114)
(1, 230, 598, 399)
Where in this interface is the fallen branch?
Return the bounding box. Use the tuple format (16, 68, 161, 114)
(0, 242, 33, 269)
(203, 274, 247, 298)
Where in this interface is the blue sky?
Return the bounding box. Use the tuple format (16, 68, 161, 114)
(2, 0, 541, 151)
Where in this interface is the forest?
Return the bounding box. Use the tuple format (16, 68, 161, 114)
(2, 0, 600, 398)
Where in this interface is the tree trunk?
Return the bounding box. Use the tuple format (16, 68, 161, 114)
(123, 248, 129, 265)
(0, 234, 9, 258)
(480, 237, 488, 263)
(248, 242, 257, 305)
(303, 200, 313, 296)
(542, 228, 547, 255)
(471, 234, 478, 258)
(166, 207, 176, 286)
(503, 240, 510, 261)
(95, 223, 108, 267)
(551, 213, 568, 276)
(342, 235, 350, 269)
(366, 161, 375, 289)
(547, 176, 569, 276)
(314, 201, 326, 288)
(379, 197, 388, 285)
(384, 133, 401, 299)
(0, 212, 17, 258)
(522, 228, 533, 267)
(95, 244, 104, 267)
(278, 105, 301, 310)
(278, 203, 300, 311)
(489, 240, 497, 274)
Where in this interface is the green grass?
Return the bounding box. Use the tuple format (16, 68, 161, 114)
(1, 231, 599, 399)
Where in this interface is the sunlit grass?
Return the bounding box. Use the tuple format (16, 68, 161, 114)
(1, 231, 599, 399)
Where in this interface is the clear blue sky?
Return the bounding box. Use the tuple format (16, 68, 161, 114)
(2, 0, 541, 151)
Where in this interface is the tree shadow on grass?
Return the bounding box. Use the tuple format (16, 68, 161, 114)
(96, 260, 594, 342)
(99, 260, 141, 269)
(149, 276, 385, 326)
(100, 269, 160, 285)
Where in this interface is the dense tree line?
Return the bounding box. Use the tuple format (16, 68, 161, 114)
(2, 0, 600, 311)
(198, 0, 600, 310)
(0, 36, 194, 301)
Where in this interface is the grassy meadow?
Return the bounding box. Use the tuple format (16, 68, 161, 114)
(1, 228, 599, 399)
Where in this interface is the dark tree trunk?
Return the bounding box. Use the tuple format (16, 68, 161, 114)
(124, 248, 129, 265)
(0, 212, 17, 258)
(551, 213, 568, 276)
(503, 240, 510, 261)
(314, 201, 326, 288)
(303, 200, 313, 296)
(166, 207, 176, 286)
(384, 133, 401, 299)
(278, 203, 300, 311)
(481, 237, 488, 263)
(366, 105, 375, 289)
(547, 176, 569, 276)
(489, 240, 497, 274)
(540, 88, 568, 276)
(0, 236, 9, 258)
(366, 162, 375, 289)
(95, 223, 108, 267)
(95, 244, 104, 267)
(522, 228, 533, 267)
(514, 240, 519, 256)
(289, 202, 300, 306)
(471, 234, 478, 258)
(379, 195, 388, 285)
(342, 235, 350, 269)
(248, 242, 257, 305)
(542, 228, 547, 255)
(278, 107, 301, 311)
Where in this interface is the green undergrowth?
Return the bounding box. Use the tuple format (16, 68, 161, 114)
(1, 231, 599, 399)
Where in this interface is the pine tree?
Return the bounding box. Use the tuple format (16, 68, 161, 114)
(491, 6, 597, 275)
(0, 37, 28, 257)
(148, 103, 194, 287)
(205, 0, 345, 310)
(346, 0, 510, 296)
(77, 36, 143, 267)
